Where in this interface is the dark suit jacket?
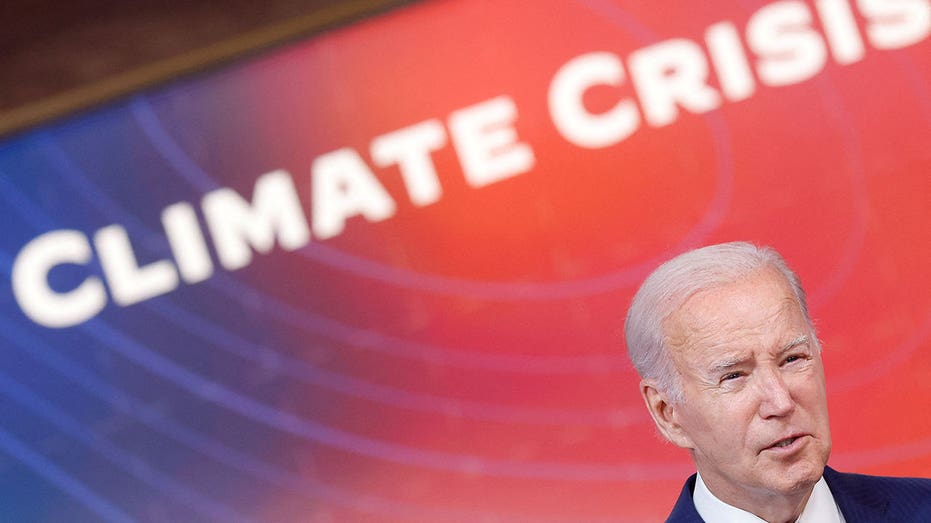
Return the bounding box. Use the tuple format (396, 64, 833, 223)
(665, 466, 931, 522)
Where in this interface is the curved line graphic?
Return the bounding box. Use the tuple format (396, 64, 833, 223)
(0, 229, 670, 483)
(829, 307, 931, 393)
(0, 427, 135, 523)
(131, 83, 735, 300)
(0, 312, 658, 523)
(0, 371, 253, 523)
(33, 138, 632, 373)
(76, 316, 684, 481)
(1, 54, 700, 487)
(802, 75, 870, 311)
(144, 297, 643, 426)
(583, 0, 872, 314)
(0, 169, 639, 440)
(0, 167, 662, 495)
(893, 53, 931, 122)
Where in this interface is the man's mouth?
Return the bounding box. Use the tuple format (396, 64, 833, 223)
(771, 437, 798, 448)
(764, 434, 806, 452)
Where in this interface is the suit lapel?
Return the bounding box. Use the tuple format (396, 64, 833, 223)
(822, 466, 889, 521)
(665, 474, 705, 522)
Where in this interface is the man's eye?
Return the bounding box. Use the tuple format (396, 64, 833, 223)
(785, 354, 802, 364)
(722, 372, 742, 381)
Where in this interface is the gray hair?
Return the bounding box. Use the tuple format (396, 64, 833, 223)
(624, 241, 816, 402)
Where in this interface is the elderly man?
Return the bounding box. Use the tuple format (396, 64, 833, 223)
(625, 242, 931, 522)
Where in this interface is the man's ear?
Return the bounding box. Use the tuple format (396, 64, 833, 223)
(640, 380, 694, 449)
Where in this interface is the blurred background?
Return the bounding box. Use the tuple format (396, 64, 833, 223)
(0, 1, 929, 521)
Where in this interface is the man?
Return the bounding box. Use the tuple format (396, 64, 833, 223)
(624, 242, 931, 522)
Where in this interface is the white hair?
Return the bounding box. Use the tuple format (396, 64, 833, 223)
(624, 241, 816, 402)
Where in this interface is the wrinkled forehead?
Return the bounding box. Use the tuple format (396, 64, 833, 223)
(661, 268, 807, 357)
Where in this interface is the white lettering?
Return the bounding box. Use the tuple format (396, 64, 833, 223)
(547, 52, 641, 148)
(816, 0, 867, 64)
(311, 148, 397, 240)
(449, 96, 535, 187)
(859, 0, 931, 49)
(203, 170, 311, 270)
(629, 39, 723, 127)
(162, 202, 213, 283)
(706, 22, 757, 101)
(747, 1, 828, 86)
(371, 120, 447, 206)
(12, 230, 107, 328)
(94, 225, 178, 306)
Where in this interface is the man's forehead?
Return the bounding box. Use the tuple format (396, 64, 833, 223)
(661, 269, 806, 355)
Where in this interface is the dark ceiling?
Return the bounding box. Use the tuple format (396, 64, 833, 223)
(0, 0, 411, 136)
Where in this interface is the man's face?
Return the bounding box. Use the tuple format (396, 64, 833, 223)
(662, 268, 832, 506)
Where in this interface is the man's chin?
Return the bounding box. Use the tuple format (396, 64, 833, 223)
(768, 459, 825, 495)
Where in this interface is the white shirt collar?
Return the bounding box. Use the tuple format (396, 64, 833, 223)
(692, 472, 846, 522)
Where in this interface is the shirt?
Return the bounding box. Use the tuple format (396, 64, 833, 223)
(693, 472, 846, 522)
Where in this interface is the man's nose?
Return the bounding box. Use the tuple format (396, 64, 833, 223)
(757, 370, 795, 418)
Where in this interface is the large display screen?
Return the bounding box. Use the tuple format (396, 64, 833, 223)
(0, 0, 929, 520)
